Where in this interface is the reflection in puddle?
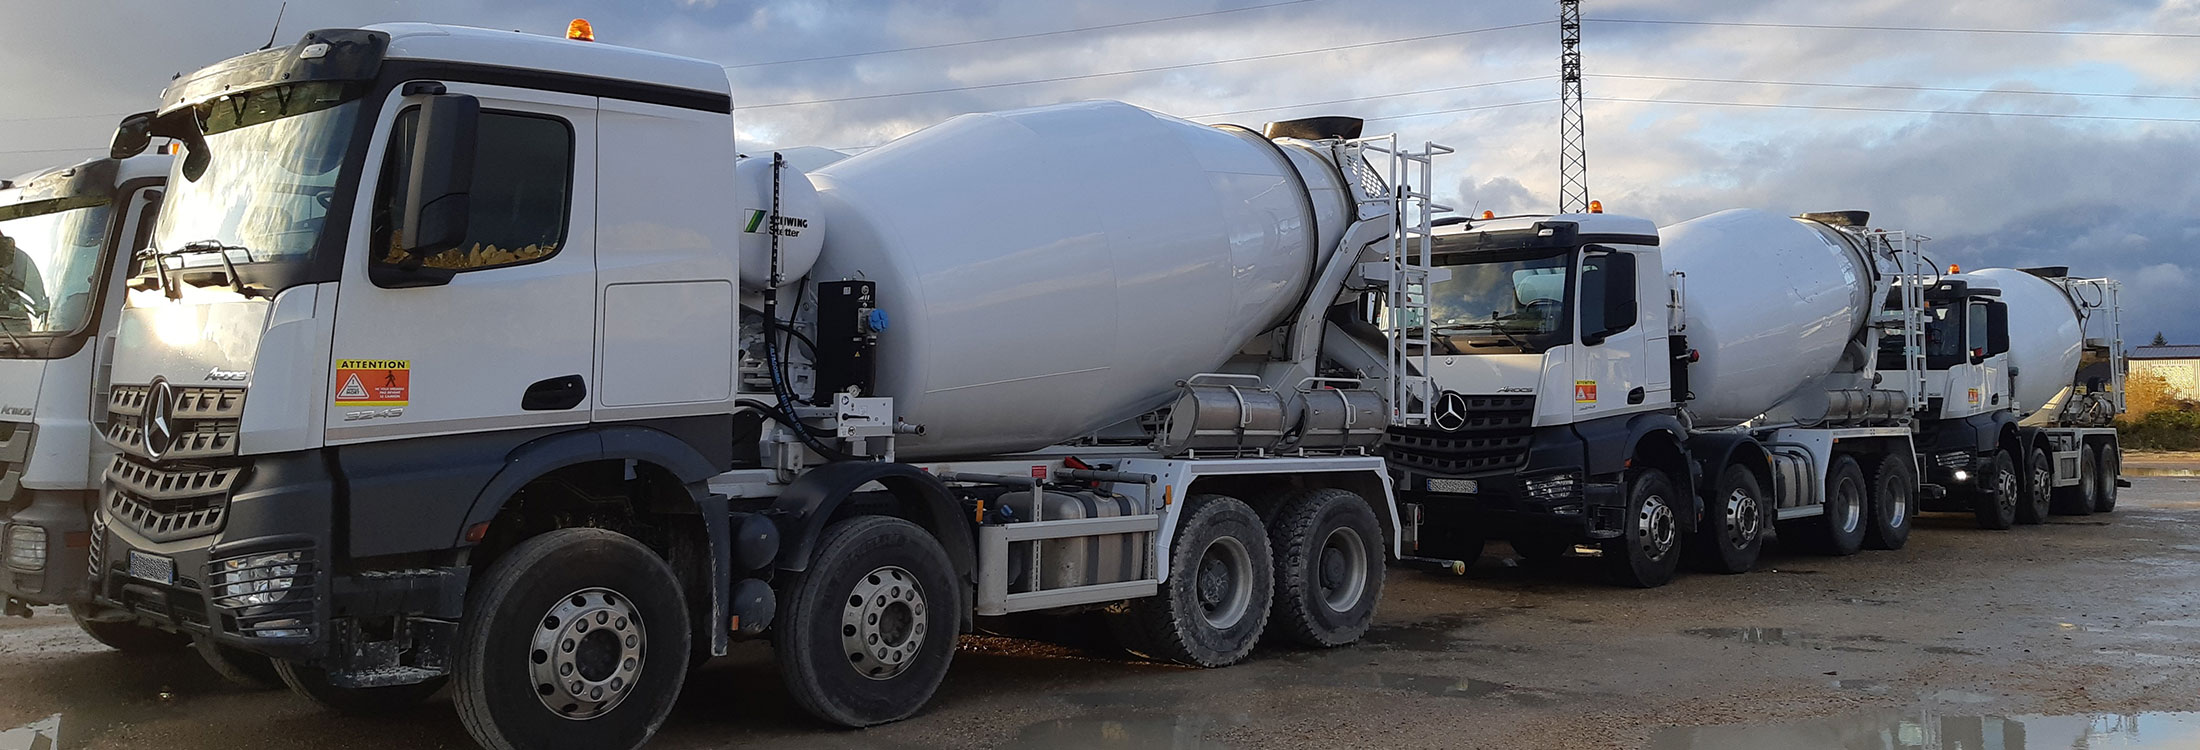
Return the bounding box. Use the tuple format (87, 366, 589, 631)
(1000, 714, 1229, 750)
(1652, 710, 2200, 749)
(0, 714, 59, 750)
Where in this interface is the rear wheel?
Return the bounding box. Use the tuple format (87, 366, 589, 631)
(1972, 449, 2019, 530)
(69, 605, 187, 653)
(1602, 469, 1683, 588)
(275, 660, 447, 715)
(1688, 464, 1765, 574)
(2015, 445, 2053, 525)
(1812, 456, 1869, 555)
(2094, 443, 2120, 513)
(1267, 489, 1384, 648)
(1122, 495, 1272, 666)
(453, 529, 691, 750)
(2052, 446, 2097, 516)
(777, 516, 959, 728)
(1863, 454, 1915, 551)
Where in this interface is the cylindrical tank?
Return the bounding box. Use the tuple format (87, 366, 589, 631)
(1662, 209, 1876, 428)
(805, 100, 1353, 458)
(1971, 268, 2083, 419)
(731, 154, 824, 290)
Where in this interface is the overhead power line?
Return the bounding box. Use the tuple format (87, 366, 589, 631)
(726, 0, 1319, 69)
(747, 19, 1554, 109)
(1589, 17, 2200, 40)
(1188, 75, 1555, 119)
(1591, 96, 2200, 124)
(1599, 74, 2200, 103)
(0, 146, 106, 156)
(0, 112, 132, 125)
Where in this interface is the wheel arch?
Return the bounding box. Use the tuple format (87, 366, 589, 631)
(767, 462, 976, 588)
(1681, 433, 1773, 531)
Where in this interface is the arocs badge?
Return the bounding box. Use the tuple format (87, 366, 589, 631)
(335, 359, 411, 406)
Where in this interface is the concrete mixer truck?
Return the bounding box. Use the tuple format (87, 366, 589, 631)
(0, 153, 187, 655)
(1384, 208, 1934, 588)
(86, 24, 1452, 749)
(1887, 267, 2125, 528)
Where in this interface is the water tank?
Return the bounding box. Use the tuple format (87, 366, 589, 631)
(1971, 267, 2083, 419)
(805, 100, 1352, 458)
(1662, 209, 1876, 428)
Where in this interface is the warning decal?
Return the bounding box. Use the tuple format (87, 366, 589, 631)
(335, 359, 410, 406)
(1574, 380, 1599, 404)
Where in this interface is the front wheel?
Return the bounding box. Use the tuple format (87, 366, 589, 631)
(1688, 464, 1765, 574)
(1863, 454, 1915, 551)
(452, 529, 691, 750)
(1267, 489, 1385, 648)
(1602, 469, 1683, 588)
(2094, 443, 2120, 513)
(2016, 445, 2053, 525)
(69, 605, 187, 653)
(777, 516, 959, 728)
(1972, 449, 2019, 530)
(275, 660, 446, 715)
(1122, 495, 1273, 666)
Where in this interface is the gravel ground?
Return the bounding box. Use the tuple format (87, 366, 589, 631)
(1, 477, 2194, 749)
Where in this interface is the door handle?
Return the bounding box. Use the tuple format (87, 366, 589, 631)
(1627, 387, 1645, 405)
(522, 375, 587, 411)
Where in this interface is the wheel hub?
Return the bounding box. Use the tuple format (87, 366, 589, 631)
(1316, 526, 1369, 612)
(1637, 494, 1676, 558)
(1996, 463, 2019, 512)
(1194, 536, 1253, 629)
(1837, 481, 1863, 534)
(530, 588, 644, 720)
(842, 566, 927, 681)
(1723, 488, 1761, 548)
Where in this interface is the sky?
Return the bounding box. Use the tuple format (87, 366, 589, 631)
(2, 0, 2195, 343)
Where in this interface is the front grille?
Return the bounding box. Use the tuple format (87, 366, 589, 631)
(104, 384, 246, 460)
(1387, 394, 1536, 475)
(0, 422, 30, 509)
(103, 456, 241, 543)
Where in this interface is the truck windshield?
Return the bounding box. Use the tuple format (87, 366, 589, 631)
(1425, 250, 1573, 354)
(139, 82, 362, 304)
(0, 196, 112, 341)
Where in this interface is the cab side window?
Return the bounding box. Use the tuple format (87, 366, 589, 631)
(1578, 250, 1637, 339)
(373, 108, 574, 272)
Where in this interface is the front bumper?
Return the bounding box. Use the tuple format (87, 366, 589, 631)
(1397, 468, 1626, 551)
(2, 489, 96, 608)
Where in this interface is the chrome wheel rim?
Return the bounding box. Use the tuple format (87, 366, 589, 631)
(843, 565, 927, 681)
(1837, 478, 1864, 534)
(1638, 493, 1677, 559)
(1195, 536, 1254, 629)
(1996, 459, 2019, 513)
(1723, 486, 1762, 549)
(530, 587, 644, 720)
(2031, 456, 2052, 510)
(1317, 526, 1370, 612)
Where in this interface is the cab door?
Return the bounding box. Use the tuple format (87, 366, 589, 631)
(325, 83, 598, 444)
(1571, 247, 1653, 420)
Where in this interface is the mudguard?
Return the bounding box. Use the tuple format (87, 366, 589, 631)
(768, 461, 976, 585)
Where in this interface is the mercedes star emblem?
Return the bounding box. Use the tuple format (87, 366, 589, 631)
(1435, 392, 1470, 432)
(143, 379, 178, 460)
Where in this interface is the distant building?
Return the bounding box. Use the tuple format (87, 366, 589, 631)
(2131, 345, 2200, 401)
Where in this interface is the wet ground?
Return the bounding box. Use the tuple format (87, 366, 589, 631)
(2, 473, 2196, 749)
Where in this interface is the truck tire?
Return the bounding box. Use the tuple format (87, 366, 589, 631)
(1602, 469, 1683, 588)
(1810, 456, 1870, 555)
(1862, 454, 1914, 551)
(1122, 495, 1273, 667)
(1509, 533, 1570, 563)
(776, 515, 958, 728)
(1266, 489, 1384, 648)
(69, 604, 187, 653)
(453, 528, 690, 750)
(196, 638, 284, 689)
(274, 660, 447, 715)
(2093, 442, 2120, 513)
(2015, 445, 2053, 525)
(1688, 464, 1765, 574)
(1972, 449, 2020, 529)
(2051, 446, 2097, 516)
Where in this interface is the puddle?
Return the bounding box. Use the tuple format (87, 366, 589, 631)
(999, 714, 1232, 750)
(1683, 627, 1885, 652)
(2124, 467, 2200, 477)
(0, 715, 59, 750)
(1651, 710, 2200, 749)
(1361, 614, 1488, 653)
(1367, 672, 1561, 708)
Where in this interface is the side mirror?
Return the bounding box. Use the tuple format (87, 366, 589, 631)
(110, 112, 155, 159)
(399, 93, 479, 260)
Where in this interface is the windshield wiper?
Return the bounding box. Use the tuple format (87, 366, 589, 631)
(1435, 322, 1533, 351)
(145, 240, 260, 298)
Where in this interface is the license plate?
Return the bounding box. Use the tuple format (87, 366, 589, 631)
(127, 550, 175, 585)
(1427, 478, 1480, 494)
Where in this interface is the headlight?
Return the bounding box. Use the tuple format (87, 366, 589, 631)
(1951, 470, 1971, 482)
(1524, 472, 1582, 503)
(212, 551, 306, 606)
(5, 525, 47, 572)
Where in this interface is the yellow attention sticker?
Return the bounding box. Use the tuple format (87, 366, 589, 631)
(335, 359, 411, 406)
(1574, 380, 1598, 403)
